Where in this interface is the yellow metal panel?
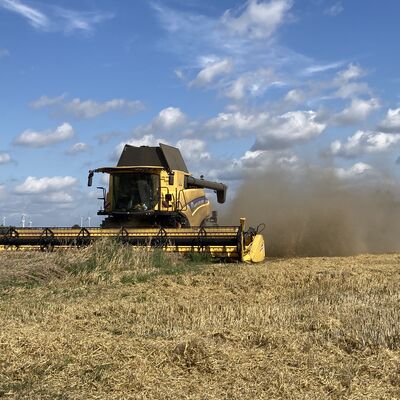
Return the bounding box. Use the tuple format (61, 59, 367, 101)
(242, 234, 265, 263)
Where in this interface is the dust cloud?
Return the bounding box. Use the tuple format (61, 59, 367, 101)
(223, 168, 400, 257)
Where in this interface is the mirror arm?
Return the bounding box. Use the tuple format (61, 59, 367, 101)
(88, 170, 94, 187)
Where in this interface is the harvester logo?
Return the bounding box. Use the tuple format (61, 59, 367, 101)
(188, 196, 208, 212)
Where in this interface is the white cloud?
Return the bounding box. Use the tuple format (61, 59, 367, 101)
(44, 191, 74, 203)
(205, 109, 325, 148)
(62, 98, 144, 119)
(191, 58, 233, 87)
(303, 61, 345, 76)
(130, 107, 190, 138)
(284, 63, 370, 108)
(241, 149, 299, 169)
(225, 68, 277, 100)
(29, 94, 66, 109)
(330, 64, 369, 99)
(335, 162, 373, 179)
(210, 148, 300, 181)
(241, 150, 265, 161)
(332, 97, 380, 125)
(253, 110, 326, 149)
(0, 152, 11, 164)
(379, 108, 400, 132)
(127, 134, 168, 148)
(0, 0, 113, 33)
(335, 63, 364, 83)
(0, 0, 49, 29)
(176, 139, 210, 161)
(284, 89, 305, 104)
(222, 0, 292, 39)
(0, 47, 9, 58)
(65, 142, 90, 155)
(225, 77, 248, 100)
(14, 122, 74, 148)
(324, 2, 344, 17)
(334, 82, 370, 99)
(205, 111, 269, 138)
(15, 176, 77, 194)
(30, 95, 144, 118)
(330, 130, 400, 157)
(175, 69, 184, 80)
(53, 7, 113, 33)
(114, 107, 189, 159)
(154, 107, 186, 130)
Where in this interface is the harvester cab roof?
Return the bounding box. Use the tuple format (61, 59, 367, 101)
(117, 143, 189, 172)
(88, 143, 187, 184)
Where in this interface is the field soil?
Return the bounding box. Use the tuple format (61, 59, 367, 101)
(0, 249, 400, 399)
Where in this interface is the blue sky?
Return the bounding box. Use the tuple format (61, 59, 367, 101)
(1, 0, 400, 227)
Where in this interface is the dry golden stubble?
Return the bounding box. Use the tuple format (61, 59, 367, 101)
(0, 249, 400, 399)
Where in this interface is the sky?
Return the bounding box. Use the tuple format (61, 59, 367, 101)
(1, 0, 400, 227)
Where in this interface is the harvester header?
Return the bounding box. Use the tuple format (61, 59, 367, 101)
(0, 143, 265, 262)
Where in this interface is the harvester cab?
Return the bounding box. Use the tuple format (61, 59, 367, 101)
(88, 143, 227, 229)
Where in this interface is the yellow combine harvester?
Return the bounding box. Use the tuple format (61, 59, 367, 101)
(0, 144, 265, 262)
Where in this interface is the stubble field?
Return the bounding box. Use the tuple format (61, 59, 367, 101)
(0, 243, 399, 399)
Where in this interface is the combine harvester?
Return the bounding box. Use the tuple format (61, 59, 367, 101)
(0, 144, 265, 262)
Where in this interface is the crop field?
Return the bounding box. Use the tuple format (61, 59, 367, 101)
(0, 242, 399, 399)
